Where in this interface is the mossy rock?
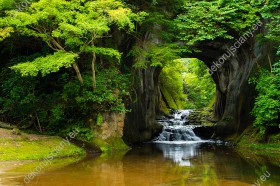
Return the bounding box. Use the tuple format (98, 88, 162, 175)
(160, 86, 178, 109)
(93, 137, 129, 152)
(159, 99, 170, 115)
(188, 108, 215, 126)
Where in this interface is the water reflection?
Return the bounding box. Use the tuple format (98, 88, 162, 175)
(1, 143, 280, 186)
(154, 142, 201, 166)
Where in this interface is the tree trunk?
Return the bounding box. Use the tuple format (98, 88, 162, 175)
(92, 52, 97, 90)
(72, 63, 83, 84)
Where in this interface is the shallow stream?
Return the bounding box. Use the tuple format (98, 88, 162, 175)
(1, 110, 279, 186)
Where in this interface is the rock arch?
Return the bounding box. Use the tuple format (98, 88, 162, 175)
(189, 38, 274, 137)
(123, 25, 275, 144)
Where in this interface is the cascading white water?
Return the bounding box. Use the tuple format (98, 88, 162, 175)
(153, 110, 202, 143)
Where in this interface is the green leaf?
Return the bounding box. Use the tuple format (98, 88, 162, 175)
(10, 51, 78, 76)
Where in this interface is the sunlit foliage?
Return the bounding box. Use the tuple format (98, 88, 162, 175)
(159, 58, 186, 110)
(183, 59, 216, 109)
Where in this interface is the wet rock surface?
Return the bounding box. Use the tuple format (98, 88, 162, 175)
(188, 108, 217, 126)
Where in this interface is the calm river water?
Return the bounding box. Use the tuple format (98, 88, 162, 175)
(1, 142, 279, 186)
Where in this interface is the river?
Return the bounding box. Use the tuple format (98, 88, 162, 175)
(1, 110, 279, 186)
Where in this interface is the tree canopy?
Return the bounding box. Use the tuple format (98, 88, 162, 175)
(1, 0, 146, 88)
(0, 0, 279, 137)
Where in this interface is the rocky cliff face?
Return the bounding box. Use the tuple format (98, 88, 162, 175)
(94, 113, 125, 140)
(123, 66, 163, 144)
(122, 26, 165, 144)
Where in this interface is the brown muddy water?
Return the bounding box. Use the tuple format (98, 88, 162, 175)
(0, 142, 279, 186)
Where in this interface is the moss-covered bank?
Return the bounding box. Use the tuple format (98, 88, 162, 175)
(0, 128, 86, 161)
(233, 126, 280, 167)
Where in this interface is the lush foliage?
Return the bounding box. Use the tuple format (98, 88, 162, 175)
(249, 0, 280, 132)
(175, 0, 269, 46)
(0, 0, 279, 142)
(159, 58, 186, 110)
(0, 66, 130, 139)
(131, 44, 181, 69)
(159, 58, 216, 111)
(0, 0, 146, 89)
(250, 54, 280, 133)
(11, 51, 78, 76)
(183, 59, 216, 109)
(0, 0, 139, 139)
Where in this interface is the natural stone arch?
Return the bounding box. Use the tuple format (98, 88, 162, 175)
(123, 23, 275, 144)
(188, 38, 274, 137)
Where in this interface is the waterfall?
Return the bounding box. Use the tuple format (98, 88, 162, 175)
(153, 110, 202, 143)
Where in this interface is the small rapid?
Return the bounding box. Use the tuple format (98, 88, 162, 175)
(153, 110, 205, 143)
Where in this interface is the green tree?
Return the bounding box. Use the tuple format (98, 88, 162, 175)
(0, 0, 146, 89)
(175, 0, 264, 46)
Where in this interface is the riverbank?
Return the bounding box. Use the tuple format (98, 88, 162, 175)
(233, 126, 280, 167)
(0, 128, 86, 161)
